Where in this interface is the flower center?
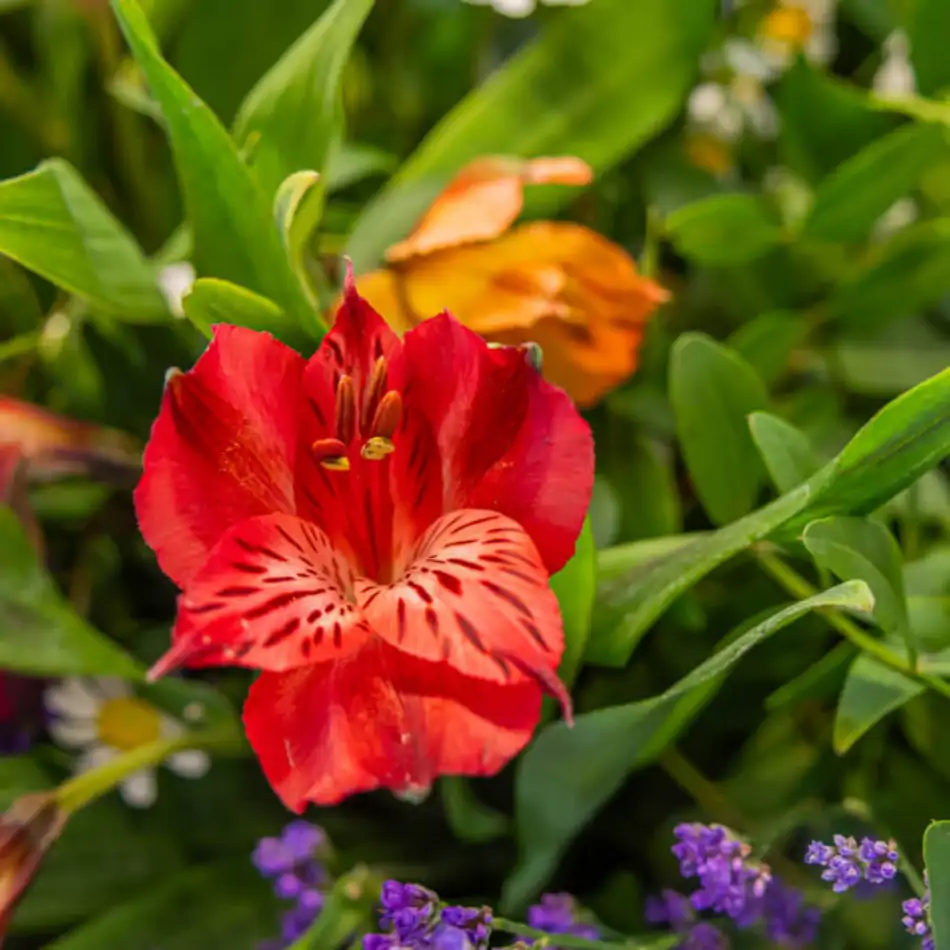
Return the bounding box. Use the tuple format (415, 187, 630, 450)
(760, 5, 813, 48)
(311, 357, 403, 471)
(96, 697, 162, 751)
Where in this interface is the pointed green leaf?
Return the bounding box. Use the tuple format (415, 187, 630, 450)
(0, 509, 142, 678)
(441, 777, 510, 844)
(504, 581, 873, 909)
(727, 310, 808, 386)
(801, 123, 947, 243)
(110, 0, 316, 338)
(233, 0, 376, 199)
(0, 160, 166, 322)
(550, 518, 595, 688)
(749, 411, 823, 494)
(181, 278, 298, 344)
(666, 194, 784, 265)
(924, 820, 950, 950)
(345, 0, 717, 269)
(670, 333, 768, 525)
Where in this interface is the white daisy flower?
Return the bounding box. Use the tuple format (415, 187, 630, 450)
(157, 262, 195, 319)
(45, 677, 210, 808)
(462, 0, 588, 17)
(757, 0, 838, 71)
(873, 30, 916, 100)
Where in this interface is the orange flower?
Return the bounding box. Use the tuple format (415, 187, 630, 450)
(352, 156, 669, 407)
(0, 793, 66, 944)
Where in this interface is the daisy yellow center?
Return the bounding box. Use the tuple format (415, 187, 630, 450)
(96, 697, 162, 751)
(685, 133, 734, 177)
(761, 5, 814, 47)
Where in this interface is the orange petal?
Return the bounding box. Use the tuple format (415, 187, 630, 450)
(0, 397, 141, 485)
(374, 221, 669, 406)
(385, 155, 593, 264)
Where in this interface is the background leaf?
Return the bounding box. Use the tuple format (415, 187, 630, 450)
(924, 819, 950, 950)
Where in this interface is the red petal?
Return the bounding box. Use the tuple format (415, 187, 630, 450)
(402, 314, 593, 573)
(147, 514, 371, 679)
(243, 640, 542, 809)
(357, 509, 571, 715)
(135, 326, 305, 587)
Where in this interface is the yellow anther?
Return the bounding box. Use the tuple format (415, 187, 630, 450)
(361, 437, 395, 461)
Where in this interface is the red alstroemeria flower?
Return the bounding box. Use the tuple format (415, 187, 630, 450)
(135, 272, 593, 810)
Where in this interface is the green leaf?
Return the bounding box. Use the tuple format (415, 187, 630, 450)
(110, 0, 316, 337)
(727, 310, 808, 386)
(440, 777, 510, 844)
(345, 0, 717, 269)
(749, 411, 823, 494)
(233, 0, 375, 200)
(803, 516, 910, 643)
(0, 159, 166, 321)
(829, 219, 950, 327)
(287, 867, 378, 950)
(766, 641, 855, 710)
(790, 365, 950, 527)
(831, 340, 950, 396)
(325, 141, 396, 193)
(833, 654, 921, 754)
(0, 509, 143, 678)
(585, 476, 827, 666)
(665, 194, 784, 265)
(181, 278, 294, 342)
(924, 819, 950, 950)
(0, 757, 51, 809)
(596, 533, 703, 585)
(908, 0, 950, 97)
(670, 333, 768, 525)
(613, 436, 682, 540)
(42, 864, 278, 948)
(801, 123, 947, 243)
(504, 580, 873, 909)
(551, 518, 596, 687)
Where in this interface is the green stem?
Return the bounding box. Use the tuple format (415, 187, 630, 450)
(55, 725, 240, 814)
(494, 918, 662, 949)
(755, 551, 950, 700)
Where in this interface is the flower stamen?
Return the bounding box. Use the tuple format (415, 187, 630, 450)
(361, 357, 388, 432)
(334, 375, 356, 446)
(312, 438, 350, 471)
(362, 391, 402, 461)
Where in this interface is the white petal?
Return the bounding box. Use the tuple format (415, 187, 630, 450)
(158, 263, 196, 318)
(492, 0, 536, 16)
(45, 678, 100, 719)
(76, 744, 117, 775)
(709, 101, 745, 142)
(806, 26, 837, 65)
(120, 770, 158, 808)
(688, 82, 729, 124)
(160, 715, 185, 739)
(745, 93, 780, 139)
(49, 717, 98, 749)
(723, 38, 777, 82)
(167, 749, 211, 779)
(95, 677, 131, 701)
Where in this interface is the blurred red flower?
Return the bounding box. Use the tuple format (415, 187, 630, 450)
(135, 274, 593, 809)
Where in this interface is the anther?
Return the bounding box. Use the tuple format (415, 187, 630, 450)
(334, 375, 356, 445)
(361, 390, 402, 461)
(361, 357, 388, 431)
(312, 438, 350, 471)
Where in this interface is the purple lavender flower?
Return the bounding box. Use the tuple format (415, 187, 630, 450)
(902, 873, 934, 950)
(804, 835, 898, 893)
(526, 892, 600, 943)
(759, 878, 821, 947)
(253, 821, 328, 949)
(680, 922, 729, 950)
(672, 823, 771, 921)
(644, 889, 695, 929)
(363, 880, 491, 950)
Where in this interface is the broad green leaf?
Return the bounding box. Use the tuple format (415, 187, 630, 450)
(233, 0, 376, 199)
(552, 518, 596, 687)
(909, 0, 950, 97)
(42, 864, 277, 948)
(665, 194, 784, 265)
(766, 641, 855, 710)
(0, 757, 50, 809)
(776, 58, 898, 183)
(181, 278, 297, 343)
(924, 820, 950, 950)
(801, 123, 947, 243)
(504, 580, 873, 909)
(789, 365, 950, 528)
(584, 475, 828, 666)
(833, 654, 921, 754)
(110, 0, 316, 337)
(829, 219, 950, 327)
(274, 170, 323, 259)
(749, 411, 823, 494)
(325, 141, 396, 193)
(14, 799, 182, 932)
(905, 546, 950, 652)
(727, 310, 808, 386)
(831, 340, 950, 397)
(345, 0, 717, 269)
(441, 777, 510, 844)
(0, 160, 166, 321)
(596, 534, 703, 585)
(670, 333, 768, 525)
(0, 509, 143, 678)
(613, 436, 682, 540)
(803, 516, 910, 644)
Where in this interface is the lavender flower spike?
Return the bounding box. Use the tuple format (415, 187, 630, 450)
(804, 834, 898, 894)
